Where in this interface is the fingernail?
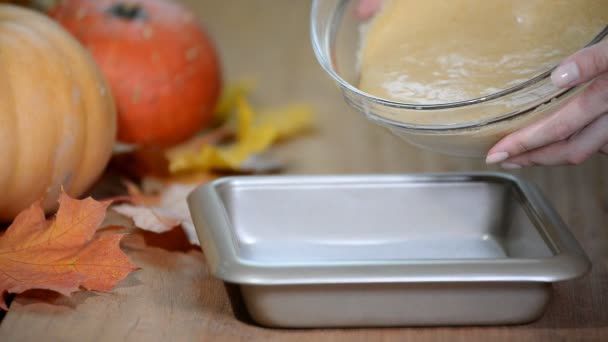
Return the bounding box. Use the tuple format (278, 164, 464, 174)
(551, 62, 580, 87)
(501, 162, 522, 169)
(486, 152, 509, 164)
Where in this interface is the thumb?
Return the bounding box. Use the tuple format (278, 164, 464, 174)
(551, 39, 608, 88)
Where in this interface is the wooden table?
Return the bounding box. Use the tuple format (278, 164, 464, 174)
(1, 1, 607, 341)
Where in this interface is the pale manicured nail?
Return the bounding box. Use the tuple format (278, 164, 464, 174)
(486, 152, 509, 164)
(551, 62, 580, 87)
(501, 162, 522, 169)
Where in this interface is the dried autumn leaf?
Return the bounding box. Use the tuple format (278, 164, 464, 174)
(0, 193, 139, 310)
(256, 104, 315, 141)
(165, 126, 233, 161)
(167, 98, 271, 172)
(213, 78, 256, 123)
(112, 182, 201, 246)
(167, 97, 314, 174)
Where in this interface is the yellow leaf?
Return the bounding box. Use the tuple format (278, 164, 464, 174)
(257, 104, 314, 140)
(214, 79, 256, 123)
(167, 84, 314, 174)
(169, 98, 274, 172)
(237, 96, 255, 140)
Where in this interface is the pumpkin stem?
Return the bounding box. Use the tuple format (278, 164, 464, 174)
(108, 3, 146, 20)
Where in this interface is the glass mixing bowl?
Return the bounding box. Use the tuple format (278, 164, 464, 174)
(310, 0, 608, 157)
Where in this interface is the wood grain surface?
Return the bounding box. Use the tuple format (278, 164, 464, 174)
(1, 1, 607, 341)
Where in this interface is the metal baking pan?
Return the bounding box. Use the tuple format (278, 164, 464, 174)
(187, 172, 590, 328)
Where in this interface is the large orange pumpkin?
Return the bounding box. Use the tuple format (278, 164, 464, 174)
(50, 0, 222, 147)
(0, 4, 116, 221)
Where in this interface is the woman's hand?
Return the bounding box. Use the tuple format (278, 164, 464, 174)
(486, 40, 608, 168)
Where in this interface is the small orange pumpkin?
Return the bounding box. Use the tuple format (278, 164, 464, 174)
(50, 0, 222, 147)
(0, 4, 117, 221)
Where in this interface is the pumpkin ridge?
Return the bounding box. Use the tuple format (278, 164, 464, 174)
(9, 17, 72, 211)
(0, 22, 33, 215)
(35, 16, 82, 203)
(69, 46, 117, 196)
(0, 23, 18, 214)
(22, 20, 65, 207)
(65, 54, 89, 199)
